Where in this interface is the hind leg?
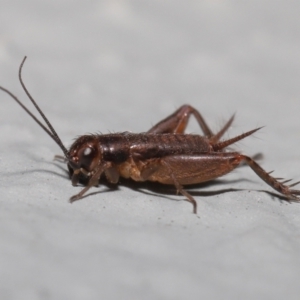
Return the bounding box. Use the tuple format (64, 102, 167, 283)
(148, 104, 234, 144)
(148, 104, 213, 136)
(240, 155, 300, 201)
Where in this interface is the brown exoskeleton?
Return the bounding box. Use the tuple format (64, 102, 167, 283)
(1, 56, 300, 214)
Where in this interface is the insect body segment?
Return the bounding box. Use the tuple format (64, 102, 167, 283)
(1, 57, 300, 214)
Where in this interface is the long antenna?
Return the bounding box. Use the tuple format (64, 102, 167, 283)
(0, 56, 70, 159)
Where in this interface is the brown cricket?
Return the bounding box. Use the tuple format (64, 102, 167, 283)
(1, 56, 300, 214)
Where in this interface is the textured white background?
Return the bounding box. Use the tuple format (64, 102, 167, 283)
(1, 1, 300, 299)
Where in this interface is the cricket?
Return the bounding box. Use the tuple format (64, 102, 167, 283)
(1, 56, 300, 214)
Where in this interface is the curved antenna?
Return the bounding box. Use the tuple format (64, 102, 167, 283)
(0, 56, 70, 159)
(0, 86, 61, 144)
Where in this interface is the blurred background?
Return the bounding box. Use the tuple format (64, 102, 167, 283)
(1, 1, 300, 299)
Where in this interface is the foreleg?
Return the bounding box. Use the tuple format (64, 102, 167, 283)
(70, 162, 113, 202)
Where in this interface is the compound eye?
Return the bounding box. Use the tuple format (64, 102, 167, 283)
(79, 146, 96, 170)
(83, 147, 92, 156)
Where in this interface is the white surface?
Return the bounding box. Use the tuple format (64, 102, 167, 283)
(1, 1, 300, 299)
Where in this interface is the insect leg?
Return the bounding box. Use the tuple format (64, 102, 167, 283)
(138, 153, 242, 214)
(240, 155, 300, 201)
(160, 160, 198, 214)
(104, 166, 120, 184)
(70, 162, 112, 203)
(148, 104, 213, 136)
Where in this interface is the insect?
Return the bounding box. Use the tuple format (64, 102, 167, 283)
(1, 57, 300, 214)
